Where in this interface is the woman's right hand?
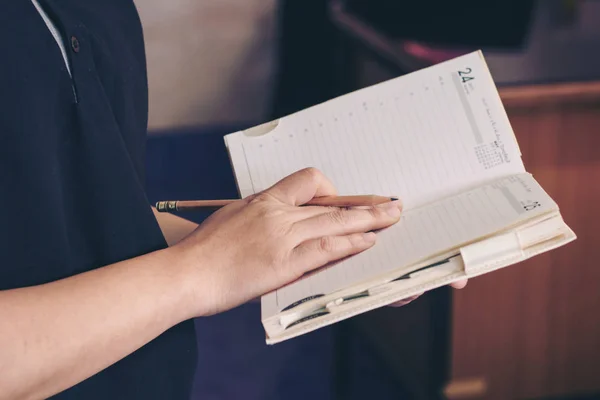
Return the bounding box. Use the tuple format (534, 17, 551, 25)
(172, 168, 403, 317)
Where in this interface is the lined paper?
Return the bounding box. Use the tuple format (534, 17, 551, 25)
(223, 51, 532, 318)
(226, 51, 524, 210)
(262, 173, 556, 317)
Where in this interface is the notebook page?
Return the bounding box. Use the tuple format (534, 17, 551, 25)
(262, 173, 558, 319)
(225, 51, 525, 211)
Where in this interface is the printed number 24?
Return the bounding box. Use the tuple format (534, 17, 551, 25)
(458, 67, 474, 83)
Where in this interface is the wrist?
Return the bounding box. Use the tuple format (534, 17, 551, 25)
(162, 242, 218, 319)
(147, 246, 200, 324)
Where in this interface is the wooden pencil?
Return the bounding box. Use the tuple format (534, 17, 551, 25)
(155, 195, 398, 213)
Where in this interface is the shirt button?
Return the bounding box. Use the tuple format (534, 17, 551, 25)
(70, 36, 80, 53)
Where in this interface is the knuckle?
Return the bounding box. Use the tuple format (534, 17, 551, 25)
(247, 197, 292, 231)
(287, 218, 308, 239)
(328, 210, 350, 226)
(302, 167, 322, 179)
(318, 236, 336, 253)
(249, 194, 279, 213)
(299, 167, 324, 185)
(263, 212, 290, 235)
(270, 251, 288, 271)
(347, 233, 364, 248)
(243, 193, 259, 204)
(368, 206, 385, 219)
(248, 192, 272, 205)
(266, 255, 287, 279)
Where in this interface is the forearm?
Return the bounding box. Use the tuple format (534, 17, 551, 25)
(0, 247, 196, 400)
(152, 207, 198, 246)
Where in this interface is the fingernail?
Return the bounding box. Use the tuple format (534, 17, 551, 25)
(378, 201, 401, 218)
(363, 232, 377, 243)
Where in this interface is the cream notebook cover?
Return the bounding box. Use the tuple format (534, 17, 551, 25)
(223, 51, 576, 344)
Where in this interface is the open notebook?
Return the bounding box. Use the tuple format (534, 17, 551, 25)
(224, 51, 576, 344)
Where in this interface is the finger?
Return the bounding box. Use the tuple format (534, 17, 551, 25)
(450, 279, 468, 289)
(291, 232, 377, 275)
(263, 168, 337, 206)
(296, 205, 341, 219)
(294, 201, 402, 241)
(388, 293, 423, 307)
(295, 204, 376, 220)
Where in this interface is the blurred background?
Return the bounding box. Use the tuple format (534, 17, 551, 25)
(137, 1, 600, 399)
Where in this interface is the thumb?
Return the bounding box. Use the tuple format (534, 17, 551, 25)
(265, 168, 337, 206)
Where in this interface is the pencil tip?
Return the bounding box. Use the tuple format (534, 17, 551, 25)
(390, 197, 399, 201)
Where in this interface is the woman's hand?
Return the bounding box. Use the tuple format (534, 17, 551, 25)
(172, 168, 403, 317)
(388, 280, 468, 307)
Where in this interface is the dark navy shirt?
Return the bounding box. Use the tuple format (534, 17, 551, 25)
(0, 0, 197, 398)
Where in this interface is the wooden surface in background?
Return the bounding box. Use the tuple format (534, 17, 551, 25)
(448, 86, 600, 399)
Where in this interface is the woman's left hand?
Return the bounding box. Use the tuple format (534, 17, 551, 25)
(388, 279, 468, 307)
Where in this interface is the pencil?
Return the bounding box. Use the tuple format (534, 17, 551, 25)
(155, 195, 398, 213)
